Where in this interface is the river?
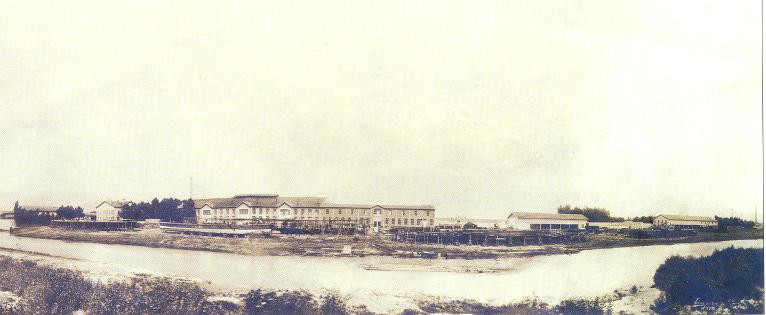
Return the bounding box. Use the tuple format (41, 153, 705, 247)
(0, 221, 760, 313)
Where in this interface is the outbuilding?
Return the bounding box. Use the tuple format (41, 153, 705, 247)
(652, 214, 718, 229)
(94, 200, 133, 221)
(507, 212, 588, 230)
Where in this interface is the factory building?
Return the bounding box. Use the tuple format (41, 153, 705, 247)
(652, 214, 718, 229)
(194, 194, 435, 228)
(506, 212, 588, 230)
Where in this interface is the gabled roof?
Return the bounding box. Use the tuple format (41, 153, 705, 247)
(192, 194, 434, 210)
(277, 196, 327, 208)
(319, 204, 435, 210)
(654, 214, 717, 222)
(508, 212, 588, 221)
(96, 200, 133, 208)
(379, 205, 435, 210)
(193, 195, 326, 209)
(320, 203, 377, 209)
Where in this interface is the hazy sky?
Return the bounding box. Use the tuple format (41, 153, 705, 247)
(0, 0, 761, 220)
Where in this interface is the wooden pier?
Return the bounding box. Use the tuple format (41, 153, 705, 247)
(390, 228, 587, 246)
(52, 220, 138, 231)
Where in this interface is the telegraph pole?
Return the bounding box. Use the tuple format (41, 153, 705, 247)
(189, 177, 193, 200)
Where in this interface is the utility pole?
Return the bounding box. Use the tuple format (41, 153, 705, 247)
(755, 204, 759, 224)
(189, 177, 193, 200)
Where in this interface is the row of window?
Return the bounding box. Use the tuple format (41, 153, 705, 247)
(384, 218, 433, 226)
(530, 224, 580, 230)
(201, 208, 433, 217)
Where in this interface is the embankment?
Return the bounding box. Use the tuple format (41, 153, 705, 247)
(9, 226, 763, 259)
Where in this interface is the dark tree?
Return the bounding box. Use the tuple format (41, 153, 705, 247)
(118, 198, 187, 222)
(715, 215, 756, 229)
(13, 204, 53, 226)
(652, 247, 763, 313)
(558, 205, 624, 222)
(56, 205, 85, 219)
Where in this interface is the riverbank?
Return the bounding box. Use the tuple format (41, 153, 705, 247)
(9, 226, 763, 259)
(0, 253, 626, 315)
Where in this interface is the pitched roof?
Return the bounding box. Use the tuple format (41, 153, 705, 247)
(193, 194, 434, 210)
(379, 205, 435, 210)
(277, 196, 327, 207)
(654, 214, 717, 222)
(508, 212, 589, 221)
(96, 200, 133, 208)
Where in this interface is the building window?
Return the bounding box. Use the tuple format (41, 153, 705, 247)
(410, 219, 414, 225)
(239, 209, 248, 215)
(401, 210, 405, 216)
(398, 218, 401, 225)
(385, 218, 389, 224)
(530, 224, 541, 230)
(415, 210, 418, 216)
(429, 219, 433, 225)
(338, 209, 342, 214)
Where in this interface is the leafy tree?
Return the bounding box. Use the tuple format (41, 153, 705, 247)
(118, 197, 194, 222)
(558, 205, 624, 222)
(56, 205, 85, 219)
(13, 204, 53, 226)
(652, 247, 764, 313)
(715, 215, 755, 229)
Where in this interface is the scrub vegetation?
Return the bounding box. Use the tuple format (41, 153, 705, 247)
(651, 246, 764, 314)
(0, 254, 622, 315)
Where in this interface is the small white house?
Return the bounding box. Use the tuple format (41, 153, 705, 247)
(507, 212, 588, 230)
(436, 217, 508, 229)
(94, 200, 133, 221)
(653, 214, 718, 229)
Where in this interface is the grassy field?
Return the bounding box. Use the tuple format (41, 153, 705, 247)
(9, 226, 763, 259)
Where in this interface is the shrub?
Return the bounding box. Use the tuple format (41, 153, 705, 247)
(320, 291, 349, 315)
(243, 289, 320, 315)
(652, 246, 764, 313)
(85, 277, 209, 314)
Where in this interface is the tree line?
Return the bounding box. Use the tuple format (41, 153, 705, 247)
(118, 198, 195, 222)
(13, 202, 85, 226)
(12, 198, 196, 225)
(557, 205, 625, 222)
(557, 205, 759, 228)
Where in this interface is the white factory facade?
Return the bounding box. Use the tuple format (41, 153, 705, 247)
(194, 194, 436, 228)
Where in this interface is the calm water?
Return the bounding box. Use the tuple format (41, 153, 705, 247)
(0, 225, 761, 312)
(0, 219, 13, 230)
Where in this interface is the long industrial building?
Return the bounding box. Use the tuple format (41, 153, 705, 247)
(194, 194, 435, 228)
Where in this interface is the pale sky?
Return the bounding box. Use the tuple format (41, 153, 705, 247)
(0, 0, 762, 220)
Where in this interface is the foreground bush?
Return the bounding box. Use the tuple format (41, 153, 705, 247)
(0, 255, 620, 315)
(416, 297, 611, 315)
(0, 257, 220, 315)
(0, 257, 92, 314)
(652, 246, 764, 314)
(242, 289, 358, 315)
(86, 277, 210, 314)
